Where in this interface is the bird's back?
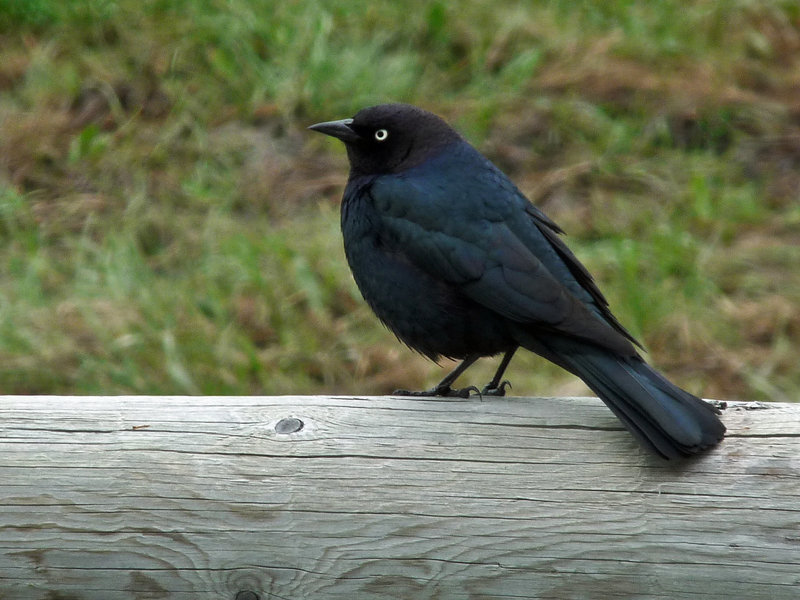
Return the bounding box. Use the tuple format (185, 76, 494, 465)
(343, 141, 637, 357)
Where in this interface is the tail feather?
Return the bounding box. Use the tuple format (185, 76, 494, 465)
(567, 353, 724, 458)
(516, 332, 725, 459)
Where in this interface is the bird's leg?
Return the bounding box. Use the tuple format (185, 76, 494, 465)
(394, 354, 481, 398)
(481, 347, 517, 396)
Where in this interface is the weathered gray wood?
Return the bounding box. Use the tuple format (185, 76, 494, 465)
(0, 395, 798, 600)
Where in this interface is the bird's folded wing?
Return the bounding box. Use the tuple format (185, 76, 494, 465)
(368, 174, 636, 355)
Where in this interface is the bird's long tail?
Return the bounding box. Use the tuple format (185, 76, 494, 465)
(519, 335, 725, 458)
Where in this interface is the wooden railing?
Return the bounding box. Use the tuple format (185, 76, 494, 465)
(1, 395, 797, 599)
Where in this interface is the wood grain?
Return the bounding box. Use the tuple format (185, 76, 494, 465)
(0, 395, 798, 599)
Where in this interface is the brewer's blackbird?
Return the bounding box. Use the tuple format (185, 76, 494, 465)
(309, 103, 725, 459)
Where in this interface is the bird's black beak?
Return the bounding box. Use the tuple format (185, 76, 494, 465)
(308, 118, 361, 143)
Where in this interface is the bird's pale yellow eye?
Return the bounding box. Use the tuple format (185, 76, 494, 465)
(374, 129, 389, 142)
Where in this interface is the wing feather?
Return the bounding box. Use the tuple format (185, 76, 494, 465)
(367, 150, 639, 355)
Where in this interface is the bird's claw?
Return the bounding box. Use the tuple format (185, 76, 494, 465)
(393, 388, 431, 397)
(393, 385, 480, 398)
(454, 385, 480, 398)
(481, 380, 512, 397)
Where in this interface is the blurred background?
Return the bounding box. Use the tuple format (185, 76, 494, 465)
(0, 1, 797, 401)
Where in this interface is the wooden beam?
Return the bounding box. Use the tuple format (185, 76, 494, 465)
(1, 395, 798, 599)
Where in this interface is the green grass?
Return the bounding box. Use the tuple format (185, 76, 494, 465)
(1, 0, 798, 401)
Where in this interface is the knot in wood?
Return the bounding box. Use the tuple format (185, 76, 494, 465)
(275, 417, 304, 434)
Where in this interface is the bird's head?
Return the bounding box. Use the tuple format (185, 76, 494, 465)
(309, 103, 462, 176)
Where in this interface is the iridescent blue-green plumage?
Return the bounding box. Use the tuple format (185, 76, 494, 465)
(310, 103, 725, 459)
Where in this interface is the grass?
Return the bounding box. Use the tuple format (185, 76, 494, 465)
(0, 0, 798, 401)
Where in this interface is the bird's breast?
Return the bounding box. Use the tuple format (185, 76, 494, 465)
(340, 186, 512, 360)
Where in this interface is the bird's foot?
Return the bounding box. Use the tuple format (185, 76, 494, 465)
(394, 385, 479, 398)
(480, 380, 512, 397)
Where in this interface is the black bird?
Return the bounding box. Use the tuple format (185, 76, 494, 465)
(309, 103, 725, 459)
